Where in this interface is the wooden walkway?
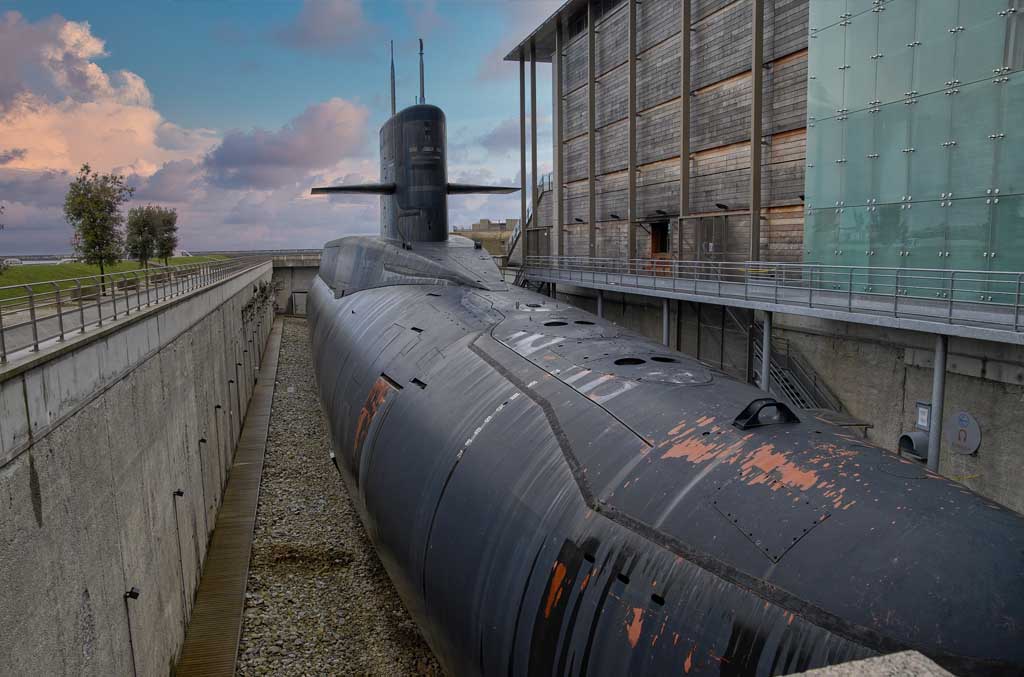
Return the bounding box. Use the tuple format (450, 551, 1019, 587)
(176, 318, 283, 676)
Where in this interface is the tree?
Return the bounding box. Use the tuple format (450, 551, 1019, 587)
(126, 205, 160, 268)
(154, 207, 179, 265)
(64, 164, 134, 293)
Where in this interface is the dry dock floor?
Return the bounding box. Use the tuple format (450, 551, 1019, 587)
(236, 317, 441, 676)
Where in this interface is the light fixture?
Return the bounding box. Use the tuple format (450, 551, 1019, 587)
(574, 217, 584, 223)
(715, 203, 730, 210)
(610, 213, 621, 219)
(124, 587, 141, 600)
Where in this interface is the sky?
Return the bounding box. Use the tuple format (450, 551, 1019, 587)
(0, 0, 560, 254)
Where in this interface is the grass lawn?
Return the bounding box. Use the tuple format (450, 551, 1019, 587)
(0, 255, 227, 304)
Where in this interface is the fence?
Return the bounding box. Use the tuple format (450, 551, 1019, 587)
(0, 256, 269, 362)
(523, 256, 1024, 334)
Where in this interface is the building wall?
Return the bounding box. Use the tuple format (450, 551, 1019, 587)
(805, 0, 1024, 272)
(0, 263, 274, 676)
(556, 0, 809, 261)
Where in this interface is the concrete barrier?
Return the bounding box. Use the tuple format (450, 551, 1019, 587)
(270, 254, 319, 316)
(0, 262, 274, 676)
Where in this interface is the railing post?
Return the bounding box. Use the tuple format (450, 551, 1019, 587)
(145, 269, 152, 306)
(1016, 273, 1022, 331)
(96, 278, 105, 325)
(948, 271, 956, 323)
(123, 274, 131, 316)
(77, 280, 86, 333)
(847, 268, 853, 310)
(27, 286, 39, 351)
(0, 302, 7, 363)
(53, 282, 65, 341)
(894, 268, 901, 317)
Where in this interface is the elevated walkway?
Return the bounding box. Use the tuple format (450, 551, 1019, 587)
(523, 257, 1024, 345)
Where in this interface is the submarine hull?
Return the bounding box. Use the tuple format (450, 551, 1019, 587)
(308, 236, 1024, 676)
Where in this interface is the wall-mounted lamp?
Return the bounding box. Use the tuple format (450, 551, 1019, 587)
(173, 489, 184, 497)
(715, 203, 730, 210)
(124, 587, 141, 600)
(610, 213, 621, 220)
(655, 209, 667, 216)
(574, 217, 584, 223)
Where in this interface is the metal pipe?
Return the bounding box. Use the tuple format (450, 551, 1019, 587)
(587, 0, 597, 257)
(27, 286, 39, 351)
(597, 289, 604, 318)
(554, 19, 564, 257)
(418, 38, 425, 104)
(749, 0, 764, 261)
(662, 298, 670, 346)
(628, 0, 638, 264)
(679, 0, 692, 259)
(389, 40, 397, 117)
(520, 51, 528, 240)
(530, 40, 539, 217)
(761, 310, 772, 392)
(927, 334, 948, 473)
(53, 282, 64, 341)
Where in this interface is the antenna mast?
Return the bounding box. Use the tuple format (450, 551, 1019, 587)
(389, 41, 396, 116)
(418, 38, 425, 104)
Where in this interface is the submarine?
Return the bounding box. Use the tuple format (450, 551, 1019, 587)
(308, 42, 1024, 676)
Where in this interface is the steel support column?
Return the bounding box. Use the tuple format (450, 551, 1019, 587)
(928, 334, 948, 473)
(760, 310, 772, 392)
(587, 0, 597, 257)
(530, 40, 539, 216)
(662, 298, 671, 346)
(749, 0, 764, 261)
(628, 0, 638, 264)
(554, 19, 564, 257)
(519, 52, 527, 242)
(597, 289, 604, 318)
(678, 0, 692, 259)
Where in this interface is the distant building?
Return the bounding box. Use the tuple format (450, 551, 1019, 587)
(470, 218, 519, 233)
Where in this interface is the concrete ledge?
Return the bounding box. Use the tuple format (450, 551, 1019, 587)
(790, 651, 952, 676)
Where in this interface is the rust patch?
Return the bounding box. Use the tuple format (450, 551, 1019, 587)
(738, 443, 819, 491)
(580, 570, 592, 591)
(626, 607, 644, 648)
(684, 646, 694, 673)
(543, 562, 568, 619)
(354, 377, 393, 453)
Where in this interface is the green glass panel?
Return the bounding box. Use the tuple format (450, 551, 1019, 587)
(869, 203, 907, 293)
(955, 1, 1011, 86)
(949, 79, 999, 199)
(913, 1, 958, 97)
(874, 102, 910, 203)
(995, 71, 1024, 194)
(946, 198, 992, 300)
(844, 108, 876, 206)
(811, 0, 848, 31)
(808, 24, 848, 120)
(838, 206, 871, 270)
(902, 200, 948, 297)
(806, 117, 846, 208)
(908, 93, 952, 201)
(845, 11, 879, 111)
(990, 194, 1024, 274)
(805, 208, 840, 264)
(876, 0, 917, 105)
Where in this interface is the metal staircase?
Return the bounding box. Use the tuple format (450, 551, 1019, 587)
(751, 320, 844, 412)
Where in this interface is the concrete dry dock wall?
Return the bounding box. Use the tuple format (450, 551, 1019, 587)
(0, 262, 274, 676)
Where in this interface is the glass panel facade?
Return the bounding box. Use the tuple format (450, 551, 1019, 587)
(808, 23, 847, 121)
(811, 0, 848, 32)
(805, 0, 1024, 273)
(845, 11, 878, 112)
(876, 0, 917, 105)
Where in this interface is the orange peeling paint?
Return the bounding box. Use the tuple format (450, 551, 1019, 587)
(544, 562, 568, 619)
(354, 377, 392, 453)
(684, 646, 694, 673)
(740, 443, 819, 491)
(580, 571, 592, 591)
(626, 608, 644, 648)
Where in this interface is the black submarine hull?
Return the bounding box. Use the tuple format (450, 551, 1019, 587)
(308, 236, 1024, 676)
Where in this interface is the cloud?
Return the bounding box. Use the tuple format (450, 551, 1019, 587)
(203, 98, 370, 190)
(475, 0, 564, 81)
(0, 147, 26, 165)
(275, 0, 376, 54)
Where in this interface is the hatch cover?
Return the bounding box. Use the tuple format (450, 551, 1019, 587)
(712, 479, 831, 563)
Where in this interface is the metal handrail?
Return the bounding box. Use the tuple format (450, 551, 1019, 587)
(523, 256, 1024, 334)
(0, 256, 269, 363)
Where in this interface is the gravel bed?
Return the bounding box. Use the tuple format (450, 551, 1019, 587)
(237, 317, 443, 676)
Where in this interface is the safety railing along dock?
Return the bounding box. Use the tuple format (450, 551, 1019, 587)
(0, 256, 269, 362)
(523, 256, 1024, 341)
